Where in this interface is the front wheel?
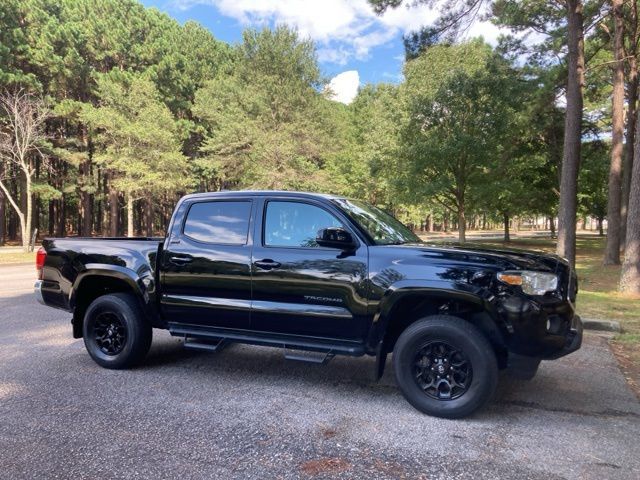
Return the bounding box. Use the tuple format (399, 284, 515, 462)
(83, 293, 152, 369)
(393, 315, 498, 419)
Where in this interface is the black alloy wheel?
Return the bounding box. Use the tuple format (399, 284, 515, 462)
(92, 311, 128, 356)
(83, 293, 152, 369)
(393, 315, 498, 419)
(413, 341, 472, 400)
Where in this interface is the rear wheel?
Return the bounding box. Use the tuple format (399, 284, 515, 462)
(83, 293, 152, 369)
(393, 315, 497, 419)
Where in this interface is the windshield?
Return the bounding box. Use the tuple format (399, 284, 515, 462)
(333, 199, 421, 246)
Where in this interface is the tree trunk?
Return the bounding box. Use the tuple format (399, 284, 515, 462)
(557, 0, 585, 268)
(457, 206, 466, 243)
(549, 216, 556, 237)
(108, 175, 118, 237)
(598, 216, 605, 236)
(604, 0, 625, 265)
(621, 1, 638, 248)
(503, 212, 510, 242)
(135, 200, 143, 236)
(620, 67, 640, 292)
(443, 212, 449, 233)
(127, 193, 134, 238)
(620, 114, 640, 292)
(0, 189, 4, 246)
(17, 212, 26, 250)
(25, 176, 32, 251)
(101, 169, 108, 235)
(80, 159, 92, 236)
(426, 214, 432, 232)
(145, 198, 154, 237)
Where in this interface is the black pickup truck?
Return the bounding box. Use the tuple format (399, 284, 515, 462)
(35, 191, 582, 418)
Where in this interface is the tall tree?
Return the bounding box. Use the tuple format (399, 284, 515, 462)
(329, 84, 402, 206)
(604, 0, 625, 265)
(82, 73, 189, 237)
(621, 0, 639, 247)
(193, 27, 334, 191)
(556, 0, 586, 267)
(401, 41, 519, 243)
(370, 0, 589, 264)
(0, 89, 49, 250)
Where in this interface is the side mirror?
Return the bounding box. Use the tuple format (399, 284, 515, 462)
(316, 227, 356, 250)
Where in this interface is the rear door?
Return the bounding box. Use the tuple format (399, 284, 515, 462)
(160, 197, 254, 329)
(250, 197, 369, 341)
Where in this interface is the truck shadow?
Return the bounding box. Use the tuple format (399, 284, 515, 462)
(142, 332, 595, 419)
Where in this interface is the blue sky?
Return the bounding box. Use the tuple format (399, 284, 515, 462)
(141, 0, 503, 103)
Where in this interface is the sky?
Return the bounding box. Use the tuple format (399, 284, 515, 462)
(141, 0, 507, 104)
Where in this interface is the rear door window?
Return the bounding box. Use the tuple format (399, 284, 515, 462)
(183, 201, 251, 244)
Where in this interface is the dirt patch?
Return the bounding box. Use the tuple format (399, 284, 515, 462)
(610, 341, 640, 401)
(318, 425, 338, 439)
(299, 457, 351, 476)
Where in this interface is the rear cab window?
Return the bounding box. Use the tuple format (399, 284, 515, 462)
(183, 201, 252, 244)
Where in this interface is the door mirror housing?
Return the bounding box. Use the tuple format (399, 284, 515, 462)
(316, 227, 356, 250)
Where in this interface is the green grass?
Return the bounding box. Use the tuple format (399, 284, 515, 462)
(0, 251, 36, 265)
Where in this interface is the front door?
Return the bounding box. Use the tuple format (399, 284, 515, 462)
(250, 198, 369, 341)
(161, 198, 254, 329)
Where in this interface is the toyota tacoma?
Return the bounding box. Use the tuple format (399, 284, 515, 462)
(35, 191, 582, 418)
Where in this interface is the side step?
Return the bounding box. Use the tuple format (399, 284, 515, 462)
(284, 348, 335, 364)
(168, 323, 365, 357)
(183, 337, 228, 353)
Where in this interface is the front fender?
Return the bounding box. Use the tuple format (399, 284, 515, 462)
(366, 279, 494, 352)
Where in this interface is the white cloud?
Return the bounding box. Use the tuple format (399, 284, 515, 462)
(317, 47, 351, 66)
(326, 70, 360, 104)
(466, 21, 505, 45)
(173, 0, 510, 65)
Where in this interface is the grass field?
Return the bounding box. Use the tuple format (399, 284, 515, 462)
(0, 251, 36, 265)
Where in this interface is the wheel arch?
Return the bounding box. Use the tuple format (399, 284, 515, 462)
(370, 282, 507, 379)
(70, 265, 159, 338)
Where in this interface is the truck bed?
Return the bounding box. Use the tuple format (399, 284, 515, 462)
(39, 237, 163, 312)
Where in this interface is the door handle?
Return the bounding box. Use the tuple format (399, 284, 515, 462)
(254, 259, 281, 270)
(169, 256, 193, 265)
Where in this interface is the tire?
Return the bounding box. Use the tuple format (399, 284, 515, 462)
(82, 293, 152, 369)
(393, 315, 498, 419)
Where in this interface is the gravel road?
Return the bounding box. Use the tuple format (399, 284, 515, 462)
(1, 264, 639, 479)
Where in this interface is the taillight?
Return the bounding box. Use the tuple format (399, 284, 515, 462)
(36, 246, 46, 280)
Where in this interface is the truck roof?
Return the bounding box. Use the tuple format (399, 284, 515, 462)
(181, 190, 346, 202)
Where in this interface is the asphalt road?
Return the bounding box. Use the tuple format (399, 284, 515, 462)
(1, 264, 639, 479)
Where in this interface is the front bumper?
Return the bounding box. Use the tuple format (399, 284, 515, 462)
(34, 280, 45, 305)
(506, 314, 583, 379)
(543, 314, 583, 360)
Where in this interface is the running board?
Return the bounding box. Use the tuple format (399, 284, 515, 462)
(284, 349, 335, 364)
(183, 337, 228, 353)
(168, 323, 365, 357)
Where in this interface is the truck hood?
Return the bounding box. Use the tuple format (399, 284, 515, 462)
(374, 242, 562, 273)
(367, 242, 575, 301)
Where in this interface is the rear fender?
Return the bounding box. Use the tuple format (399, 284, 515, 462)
(70, 264, 160, 335)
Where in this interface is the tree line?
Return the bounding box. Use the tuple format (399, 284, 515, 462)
(0, 0, 638, 293)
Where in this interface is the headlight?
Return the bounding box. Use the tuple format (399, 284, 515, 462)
(497, 270, 558, 295)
